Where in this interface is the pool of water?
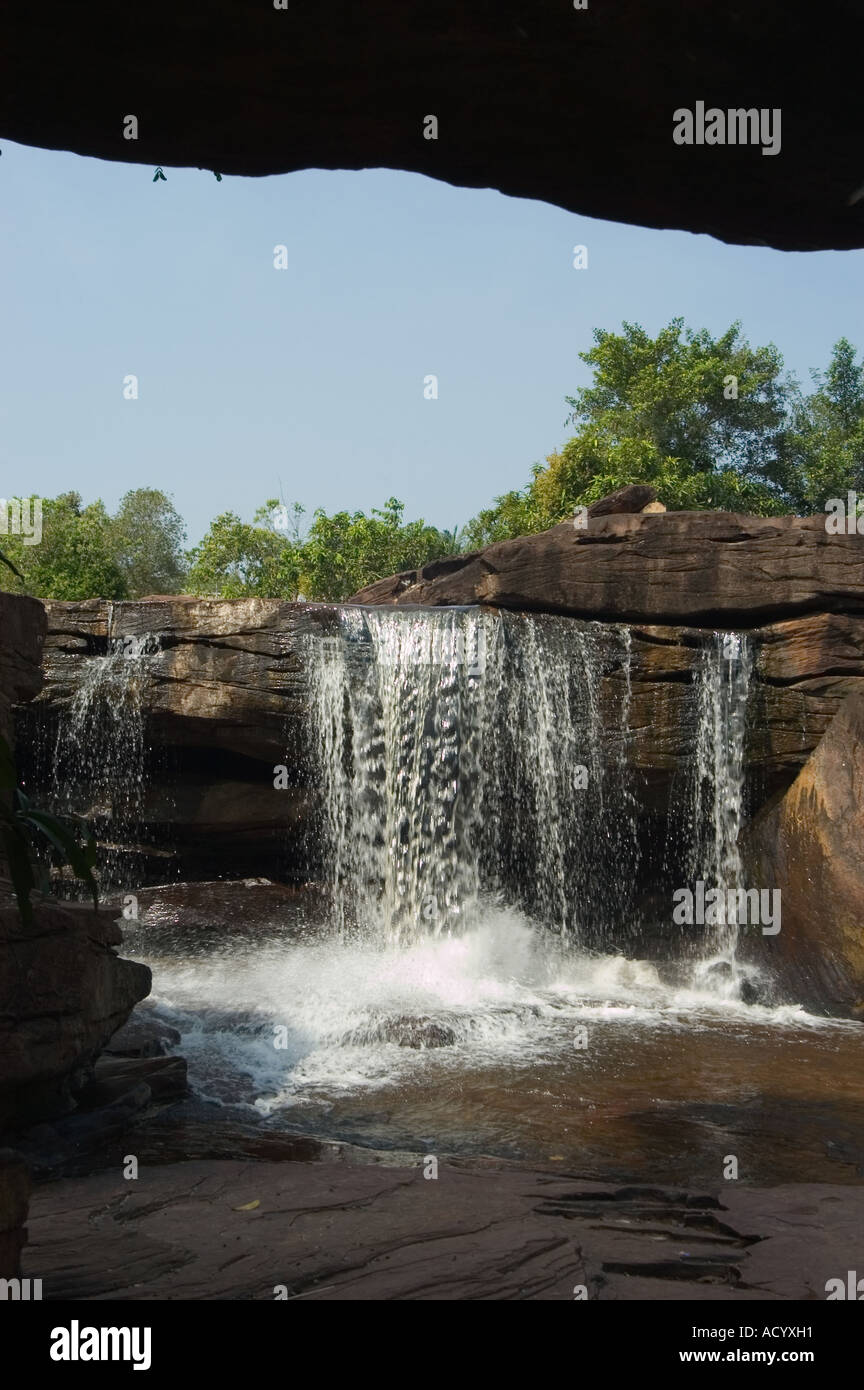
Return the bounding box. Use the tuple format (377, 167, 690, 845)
(129, 906, 864, 1188)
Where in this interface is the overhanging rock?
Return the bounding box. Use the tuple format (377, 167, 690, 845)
(4, 2, 864, 250)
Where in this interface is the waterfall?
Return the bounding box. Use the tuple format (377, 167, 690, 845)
(684, 631, 754, 987)
(309, 607, 641, 947)
(51, 628, 159, 888)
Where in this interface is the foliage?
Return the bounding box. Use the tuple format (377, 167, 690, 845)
(186, 498, 453, 601)
(0, 732, 98, 927)
(465, 319, 798, 544)
(0, 493, 127, 600)
(782, 338, 864, 513)
(4, 324, 864, 596)
(0, 489, 187, 600)
(110, 488, 187, 597)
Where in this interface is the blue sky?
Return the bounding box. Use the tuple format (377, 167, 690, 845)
(3, 139, 864, 545)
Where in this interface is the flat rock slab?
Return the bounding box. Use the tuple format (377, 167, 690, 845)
(25, 1159, 863, 1301)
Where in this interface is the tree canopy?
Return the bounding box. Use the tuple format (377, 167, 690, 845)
(4, 322, 864, 600)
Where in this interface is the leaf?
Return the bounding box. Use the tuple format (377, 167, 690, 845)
(21, 810, 100, 911)
(233, 1200, 260, 1211)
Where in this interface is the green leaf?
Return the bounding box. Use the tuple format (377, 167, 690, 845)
(21, 810, 100, 911)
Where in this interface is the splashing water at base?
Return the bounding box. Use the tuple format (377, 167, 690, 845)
(138, 902, 864, 1184)
(123, 611, 864, 1180)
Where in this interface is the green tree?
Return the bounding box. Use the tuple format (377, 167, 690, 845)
(465, 319, 798, 544)
(784, 338, 864, 513)
(0, 492, 127, 600)
(110, 488, 188, 597)
(186, 498, 453, 601)
(297, 498, 451, 600)
(185, 510, 298, 598)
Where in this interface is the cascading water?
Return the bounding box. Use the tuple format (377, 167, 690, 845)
(50, 623, 160, 888)
(684, 631, 755, 994)
(309, 607, 641, 947)
(106, 605, 862, 1174)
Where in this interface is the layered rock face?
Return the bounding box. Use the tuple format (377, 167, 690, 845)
(24, 582, 863, 882)
(18, 508, 864, 1015)
(0, 590, 151, 1137)
(23, 598, 340, 881)
(0, 592, 44, 746)
(350, 511, 864, 623)
(4, 2, 864, 251)
(742, 688, 864, 1018)
(0, 896, 151, 1131)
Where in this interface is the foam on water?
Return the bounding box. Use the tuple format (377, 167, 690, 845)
(143, 905, 845, 1115)
(54, 605, 853, 1141)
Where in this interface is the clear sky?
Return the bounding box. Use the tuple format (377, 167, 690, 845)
(3, 139, 864, 546)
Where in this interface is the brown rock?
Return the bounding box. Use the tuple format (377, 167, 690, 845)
(0, 592, 44, 743)
(741, 686, 864, 1017)
(349, 511, 864, 624)
(24, 1158, 864, 1301)
(0, 898, 151, 1131)
(585, 484, 657, 517)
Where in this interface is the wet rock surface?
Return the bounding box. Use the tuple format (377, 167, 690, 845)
(25, 1157, 864, 1300)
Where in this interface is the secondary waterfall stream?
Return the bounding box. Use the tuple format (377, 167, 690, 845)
(43, 605, 862, 1179)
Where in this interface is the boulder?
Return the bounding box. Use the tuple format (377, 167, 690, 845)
(0, 896, 152, 1132)
(103, 1006, 182, 1059)
(741, 687, 864, 1018)
(349, 510, 864, 625)
(585, 484, 657, 517)
(117, 879, 328, 936)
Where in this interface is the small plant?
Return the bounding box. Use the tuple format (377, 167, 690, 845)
(0, 732, 99, 926)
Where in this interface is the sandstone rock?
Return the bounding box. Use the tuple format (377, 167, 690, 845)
(0, 592, 44, 744)
(349, 511, 864, 625)
(23, 573, 864, 879)
(119, 880, 329, 935)
(0, 897, 152, 1132)
(37, 597, 339, 762)
(80, 1055, 188, 1107)
(24, 1158, 864, 1301)
(103, 1007, 182, 1059)
(741, 687, 864, 1018)
(585, 484, 657, 517)
(4, 4, 864, 251)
